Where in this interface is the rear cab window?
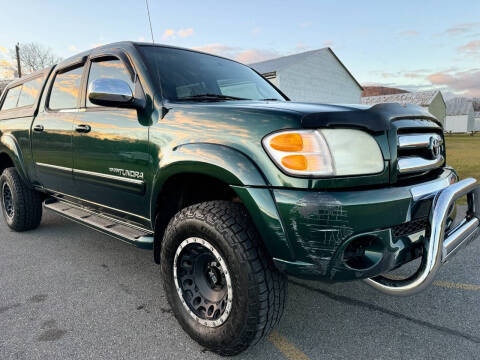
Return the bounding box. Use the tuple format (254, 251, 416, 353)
(0, 85, 22, 110)
(17, 77, 44, 108)
(0, 75, 46, 112)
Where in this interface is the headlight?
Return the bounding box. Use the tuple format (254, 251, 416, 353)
(263, 129, 384, 177)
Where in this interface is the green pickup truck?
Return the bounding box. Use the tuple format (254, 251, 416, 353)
(0, 42, 479, 355)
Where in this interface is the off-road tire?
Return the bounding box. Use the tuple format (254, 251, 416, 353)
(161, 200, 287, 356)
(0, 167, 42, 231)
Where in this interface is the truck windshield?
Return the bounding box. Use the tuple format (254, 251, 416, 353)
(138, 46, 286, 102)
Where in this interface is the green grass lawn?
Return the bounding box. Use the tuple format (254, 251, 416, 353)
(444, 134, 480, 204)
(445, 134, 480, 181)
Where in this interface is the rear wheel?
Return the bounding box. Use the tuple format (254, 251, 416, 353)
(0, 167, 43, 231)
(161, 200, 287, 356)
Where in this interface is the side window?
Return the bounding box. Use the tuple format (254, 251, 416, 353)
(17, 76, 44, 108)
(86, 58, 133, 107)
(1, 85, 22, 111)
(49, 65, 84, 110)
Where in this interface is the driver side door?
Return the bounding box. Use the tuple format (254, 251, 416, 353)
(72, 55, 150, 224)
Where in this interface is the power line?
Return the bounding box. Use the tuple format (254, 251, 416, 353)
(145, 0, 155, 44)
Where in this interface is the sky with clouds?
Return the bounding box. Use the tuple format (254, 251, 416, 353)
(0, 0, 479, 97)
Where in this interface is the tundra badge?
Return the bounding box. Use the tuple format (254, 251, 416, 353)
(109, 168, 144, 180)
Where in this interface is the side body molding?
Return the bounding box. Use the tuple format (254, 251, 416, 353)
(151, 142, 295, 263)
(0, 134, 31, 187)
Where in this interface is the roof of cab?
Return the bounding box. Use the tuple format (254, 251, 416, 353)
(56, 41, 251, 69)
(5, 41, 265, 90)
(5, 66, 53, 89)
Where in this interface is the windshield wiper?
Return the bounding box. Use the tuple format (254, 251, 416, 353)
(177, 94, 249, 101)
(260, 98, 281, 101)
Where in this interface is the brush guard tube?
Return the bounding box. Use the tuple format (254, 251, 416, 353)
(364, 178, 480, 296)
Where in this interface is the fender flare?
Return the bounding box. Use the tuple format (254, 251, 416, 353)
(0, 134, 31, 187)
(150, 142, 268, 218)
(150, 142, 296, 264)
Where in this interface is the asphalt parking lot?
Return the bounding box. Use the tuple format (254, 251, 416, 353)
(1, 206, 479, 360)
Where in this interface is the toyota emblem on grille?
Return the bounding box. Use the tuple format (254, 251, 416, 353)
(429, 137, 441, 158)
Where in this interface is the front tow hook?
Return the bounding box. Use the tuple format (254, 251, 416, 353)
(364, 178, 480, 296)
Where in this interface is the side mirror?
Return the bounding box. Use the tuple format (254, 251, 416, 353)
(88, 78, 144, 109)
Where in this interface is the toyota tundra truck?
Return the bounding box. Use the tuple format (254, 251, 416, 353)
(0, 42, 478, 356)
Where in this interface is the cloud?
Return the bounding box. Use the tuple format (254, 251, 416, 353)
(0, 59, 13, 68)
(251, 27, 261, 35)
(300, 21, 311, 28)
(427, 69, 480, 97)
(162, 29, 176, 40)
(366, 66, 480, 97)
(0, 69, 14, 78)
(192, 43, 279, 64)
(162, 28, 194, 40)
(0, 58, 15, 78)
(193, 43, 237, 56)
(398, 30, 419, 37)
(403, 72, 423, 79)
(235, 49, 279, 64)
(0, 46, 7, 54)
(371, 68, 440, 80)
(380, 72, 396, 79)
(457, 40, 480, 55)
(68, 45, 77, 52)
(178, 28, 194, 38)
(323, 40, 334, 47)
(444, 22, 480, 36)
(295, 43, 309, 52)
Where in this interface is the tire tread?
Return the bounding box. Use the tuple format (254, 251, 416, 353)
(0, 167, 42, 231)
(161, 200, 287, 356)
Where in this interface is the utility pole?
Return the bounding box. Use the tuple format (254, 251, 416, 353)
(15, 43, 22, 78)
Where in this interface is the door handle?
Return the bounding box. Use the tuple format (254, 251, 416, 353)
(75, 124, 91, 133)
(33, 124, 44, 132)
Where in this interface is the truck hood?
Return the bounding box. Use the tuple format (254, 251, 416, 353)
(171, 100, 440, 132)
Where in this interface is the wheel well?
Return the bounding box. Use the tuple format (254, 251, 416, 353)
(153, 173, 240, 263)
(0, 153, 14, 175)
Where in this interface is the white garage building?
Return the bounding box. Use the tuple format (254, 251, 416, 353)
(361, 90, 446, 126)
(249, 48, 363, 104)
(445, 97, 475, 133)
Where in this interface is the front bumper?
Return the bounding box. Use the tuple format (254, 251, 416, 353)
(271, 168, 480, 293)
(365, 177, 480, 295)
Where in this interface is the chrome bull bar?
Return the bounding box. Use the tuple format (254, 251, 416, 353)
(364, 177, 480, 296)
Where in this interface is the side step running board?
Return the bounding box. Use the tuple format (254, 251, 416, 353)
(44, 199, 154, 249)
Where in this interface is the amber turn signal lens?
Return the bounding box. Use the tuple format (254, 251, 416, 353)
(270, 133, 303, 152)
(281, 155, 307, 171)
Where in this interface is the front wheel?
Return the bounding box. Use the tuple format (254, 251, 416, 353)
(160, 201, 287, 356)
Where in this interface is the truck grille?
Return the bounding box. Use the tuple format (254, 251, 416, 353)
(397, 132, 445, 175)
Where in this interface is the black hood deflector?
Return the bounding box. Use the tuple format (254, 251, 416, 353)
(301, 103, 441, 133)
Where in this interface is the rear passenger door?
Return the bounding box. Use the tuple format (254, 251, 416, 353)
(72, 55, 150, 222)
(32, 60, 86, 193)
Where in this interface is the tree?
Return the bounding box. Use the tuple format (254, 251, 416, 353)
(11, 42, 62, 75)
